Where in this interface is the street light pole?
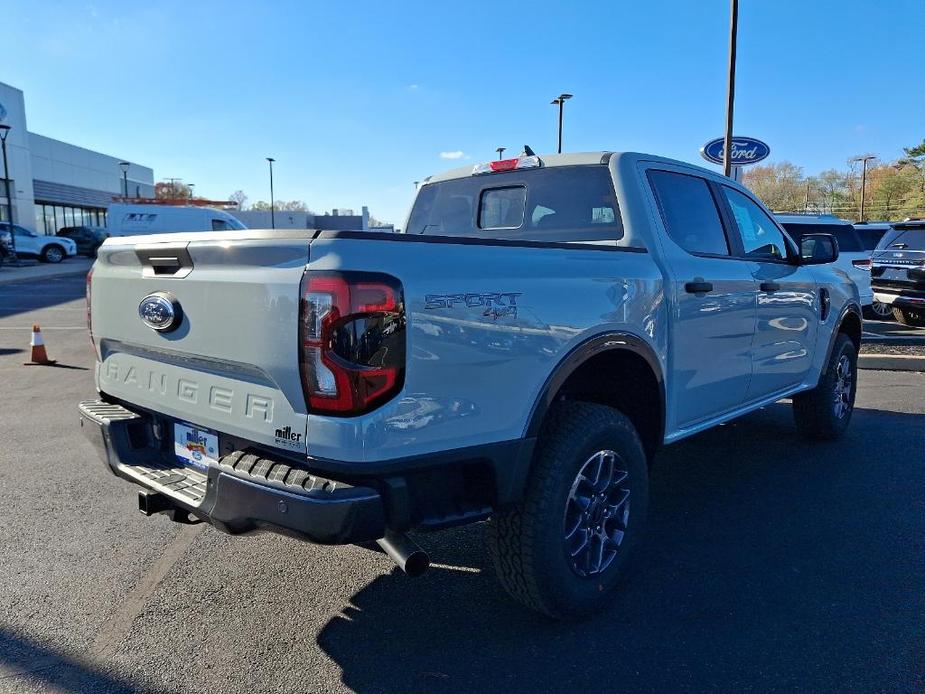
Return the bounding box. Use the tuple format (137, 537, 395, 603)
(119, 161, 130, 199)
(496, 147, 506, 161)
(852, 155, 876, 222)
(266, 157, 276, 229)
(188, 183, 195, 200)
(550, 94, 573, 154)
(722, 0, 739, 178)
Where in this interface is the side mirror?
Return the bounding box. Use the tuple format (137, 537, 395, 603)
(799, 233, 839, 265)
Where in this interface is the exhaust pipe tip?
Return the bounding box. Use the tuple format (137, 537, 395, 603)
(376, 532, 430, 577)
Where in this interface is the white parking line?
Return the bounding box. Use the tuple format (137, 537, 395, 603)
(0, 326, 86, 330)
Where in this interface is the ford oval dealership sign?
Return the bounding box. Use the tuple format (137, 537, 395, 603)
(700, 136, 770, 166)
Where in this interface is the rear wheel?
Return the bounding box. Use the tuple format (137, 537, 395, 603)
(487, 402, 648, 619)
(793, 333, 858, 440)
(892, 307, 925, 327)
(41, 244, 65, 263)
(864, 301, 893, 321)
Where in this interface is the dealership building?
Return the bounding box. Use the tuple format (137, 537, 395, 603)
(0, 80, 154, 235)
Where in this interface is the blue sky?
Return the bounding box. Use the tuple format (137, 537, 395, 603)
(6, 0, 924, 225)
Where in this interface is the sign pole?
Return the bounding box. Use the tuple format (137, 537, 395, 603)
(722, 0, 739, 178)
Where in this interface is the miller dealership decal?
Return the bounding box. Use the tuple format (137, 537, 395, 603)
(274, 424, 303, 448)
(425, 292, 522, 319)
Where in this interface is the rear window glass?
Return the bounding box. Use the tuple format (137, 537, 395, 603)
(407, 165, 623, 242)
(876, 229, 925, 251)
(780, 223, 864, 252)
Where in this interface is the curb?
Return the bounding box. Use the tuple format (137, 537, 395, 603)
(859, 353, 925, 372)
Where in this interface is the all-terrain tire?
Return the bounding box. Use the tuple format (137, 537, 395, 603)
(792, 333, 858, 440)
(487, 402, 648, 619)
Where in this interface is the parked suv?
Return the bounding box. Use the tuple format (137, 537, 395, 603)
(777, 215, 874, 315)
(57, 226, 110, 257)
(871, 219, 925, 326)
(0, 222, 77, 263)
(80, 152, 860, 618)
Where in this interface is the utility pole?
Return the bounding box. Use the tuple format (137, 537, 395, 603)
(722, 0, 739, 178)
(266, 158, 276, 229)
(852, 155, 876, 222)
(496, 147, 506, 161)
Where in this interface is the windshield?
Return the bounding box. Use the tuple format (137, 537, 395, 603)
(407, 165, 623, 242)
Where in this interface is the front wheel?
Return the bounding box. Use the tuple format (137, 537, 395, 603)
(487, 402, 648, 619)
(892, 307, 925, 327)
(792, 333, 858, 440)
(41, 245, 65, 263)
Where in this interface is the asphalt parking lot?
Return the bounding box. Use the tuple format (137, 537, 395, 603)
(1, 274, 923, 693)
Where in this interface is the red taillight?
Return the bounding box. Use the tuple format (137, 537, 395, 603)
(299, 272, 405, 415)
(86, 267, 95, 348)
(852, 259, 872, 271)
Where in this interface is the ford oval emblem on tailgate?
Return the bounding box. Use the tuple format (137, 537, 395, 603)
(138, 292, 182, 332)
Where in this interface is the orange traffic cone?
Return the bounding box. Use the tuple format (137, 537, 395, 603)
(24, 324, 56, 366)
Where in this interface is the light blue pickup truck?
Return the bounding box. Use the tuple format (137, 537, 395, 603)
(80, 151, 861, 618)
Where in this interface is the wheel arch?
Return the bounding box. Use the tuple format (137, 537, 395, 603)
(525, 332, 666, 462)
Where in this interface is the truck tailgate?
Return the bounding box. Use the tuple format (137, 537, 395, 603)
(90, 231, 313, 455)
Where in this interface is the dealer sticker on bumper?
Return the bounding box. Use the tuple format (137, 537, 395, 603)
(174, 422, 219, 471)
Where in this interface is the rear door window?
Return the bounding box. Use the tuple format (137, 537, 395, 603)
(647, 170, 729, 256)
(406, 165, 623, 242)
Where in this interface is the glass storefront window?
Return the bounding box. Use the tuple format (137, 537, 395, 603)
(53, 206, 65, 233)
(45, 206, 56, 235)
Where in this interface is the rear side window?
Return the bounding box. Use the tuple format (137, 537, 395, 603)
(648, 170, 729, 256)
(406, 165, 623, 242)
(855, 226, 889, 250)
(212, 219, 230, 231)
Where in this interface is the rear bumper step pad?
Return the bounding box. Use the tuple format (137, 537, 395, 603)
(78, 399, 385, 544)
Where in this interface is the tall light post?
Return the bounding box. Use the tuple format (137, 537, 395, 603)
(119, 161, 130, 199)
(722, 0, 739, 178)
(496, 146, 506, 161)
(0, 124, 19, 263)
(266, 157, 276, 229)
(550, 93, 573, 154)
(852, 155, 876, 222)
(188, 183, 195, 200)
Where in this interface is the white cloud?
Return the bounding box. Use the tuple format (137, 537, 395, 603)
(439, 150, 467, 160)
(407, 84, 420, 90)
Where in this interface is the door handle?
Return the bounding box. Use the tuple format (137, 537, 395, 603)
(760, 281, 781, 292)
(684, 280, 714, 294)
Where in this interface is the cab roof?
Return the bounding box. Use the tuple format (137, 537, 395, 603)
(422, 151, 725, 184)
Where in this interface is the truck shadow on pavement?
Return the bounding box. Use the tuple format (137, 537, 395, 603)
(0, 627, 148, 693)
(317, 402, 925, 693)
